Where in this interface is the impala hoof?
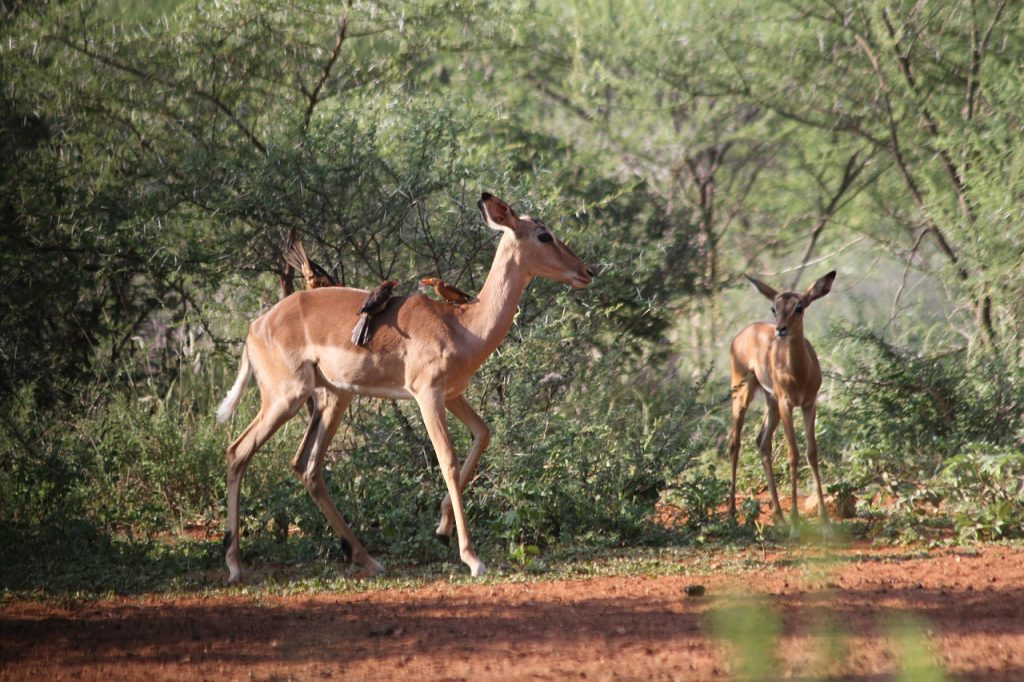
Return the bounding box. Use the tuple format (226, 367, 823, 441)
(435, 531, 451, 547)
(470, 561, 487, 577)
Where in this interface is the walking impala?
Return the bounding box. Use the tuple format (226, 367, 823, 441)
(216, 193, 594, 581)
(726, 270, 836, 535)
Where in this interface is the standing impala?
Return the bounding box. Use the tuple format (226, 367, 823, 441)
(216, 193, 594, 581)
(726, 270, 836, 535)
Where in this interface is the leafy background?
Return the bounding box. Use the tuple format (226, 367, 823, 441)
(1, 0, 1022, 592)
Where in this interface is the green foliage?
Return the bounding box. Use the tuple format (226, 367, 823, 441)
(2, 0, 1023, 586)
(674, 463, 730, 531)
(0, 375, 225, 536)
(79, 394, 225, 536)
(709, 596, 782, 681)
(825, 330, 1024, 482)
(477, 333, 717, 547)
(0, 384, 87, 527)
(710, 598, 949, 681)
(815, 329, 1024, 539)
(0, 519, 223, 595)
(939, 449, 1024, 541)
(889, 616, 949, 682)
(507, 542, 545, 573)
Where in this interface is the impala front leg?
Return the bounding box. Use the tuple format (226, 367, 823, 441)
(435, 395, 491, 544)
(778, 400, 802, 539)
(416, 391, 486, 576)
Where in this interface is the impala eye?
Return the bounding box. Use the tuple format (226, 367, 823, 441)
(795, 304, 804, 314)
(538, 232, 554, 244)
(770, 306, 776, 315)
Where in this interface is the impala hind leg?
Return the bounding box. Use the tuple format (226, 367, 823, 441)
(225, 390, 309, 584)
(434, 395, 491, 545)
(727, 374, 756, 522)
(802, 404, 831, 532)
(756, 396, 785, 524)
(416, 391, 485, 576)
(291, 391, 384, 576)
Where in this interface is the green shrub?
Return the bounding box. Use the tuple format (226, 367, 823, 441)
(0, 384, 88, 528)
(938, 448, 1024, 541)
(824, 330, 1024, 483)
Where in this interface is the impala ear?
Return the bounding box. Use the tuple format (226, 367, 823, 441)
(745, 275, 778, 301)
(804, 270, 836, 303)
(478, 192, 518, 232)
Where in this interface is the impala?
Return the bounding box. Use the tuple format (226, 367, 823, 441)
(726, 270, 836, 535)
(216, 193, 594, 581)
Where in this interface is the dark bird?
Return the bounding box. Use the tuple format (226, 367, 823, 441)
(285, 236, 338, 290)
(351, 280, 399, 347)
(421, 277, 472, 305)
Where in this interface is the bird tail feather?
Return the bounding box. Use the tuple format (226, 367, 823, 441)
(351, 314, 369, 346)
(284, 240, 310, 272)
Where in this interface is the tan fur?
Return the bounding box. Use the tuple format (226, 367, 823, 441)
(726, 271, 835, 535)
(218, 194, 594, 582)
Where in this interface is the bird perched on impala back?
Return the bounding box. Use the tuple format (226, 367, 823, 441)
(351, 280, 399, 347)
(421, 277, 472, 305)
(284, 236, 337, 291)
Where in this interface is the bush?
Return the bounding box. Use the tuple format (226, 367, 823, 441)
(824, 329, 1024, 485)
(938, 448, 1024, 541)
(816, 329, 1024, 538)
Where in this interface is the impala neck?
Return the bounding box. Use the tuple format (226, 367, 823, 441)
(459, 233, 532, 365)
(778, 328, 812, 378)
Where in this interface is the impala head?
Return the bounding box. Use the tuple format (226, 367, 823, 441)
(478, 192, 594, 288)
(746, 270, 836, 338)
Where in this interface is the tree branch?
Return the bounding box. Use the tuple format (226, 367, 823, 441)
(57, 36, 268, 156)
(968, 0, 1007, 120)
(790, 150, 871, 288)
(880, 9, 971, 223)
(852, 31, 965, 277)
(302, 15, 350, 133)
(885, 225, 930, 335)
(880, 7, 999, 343)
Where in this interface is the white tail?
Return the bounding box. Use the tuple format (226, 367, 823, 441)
(215, 349, 252, 423)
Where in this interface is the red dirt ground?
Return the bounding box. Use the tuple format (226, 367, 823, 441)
(2, 543, 1023, 681)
